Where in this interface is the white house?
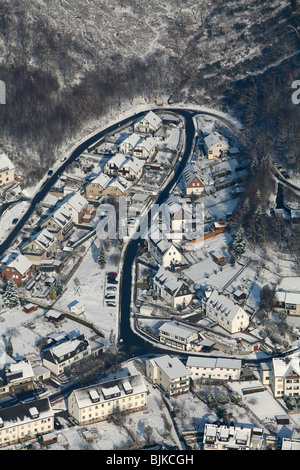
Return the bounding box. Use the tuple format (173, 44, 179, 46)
(61, 191, 89, 224)
(145, 355, 191, 395)
(119, 133, 143, 155)
(202, 289, 249, 334)
(104, 153, 128, 177)
(133, 111, 162, 134)
(186, 356, 242, 381)
(261, 356, 300, 398)
(148, 231, 185, 268)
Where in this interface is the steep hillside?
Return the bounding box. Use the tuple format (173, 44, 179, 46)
(0, 0, 299, 182)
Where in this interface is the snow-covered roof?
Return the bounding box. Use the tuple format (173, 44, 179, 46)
(183, 163, 204, 188)
(109, 175, 132, 193)
(272, 356, 300, 378)
(204, 132, 228, 149)
(120, 157, 144, 174)
(151, 355, 191, 380)
(141, 111, 162, 128)
(186, 356, 242, 370)
(6, 253, 32, 275)
(105, 153, 127, 168)
(0, 152, 14, 172)
(121, 133, 143, 149)
(63, 191, 88, 213)
(6, 360, 34, 382)
(35, 229, 57, 250)
(204, 289, 245, 321)
(90, 172, 112, 188)
(71, 374, 147, 409)
(159, 321, 199, 339)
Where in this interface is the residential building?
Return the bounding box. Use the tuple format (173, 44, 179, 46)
(0, 398, 54, 448)
(202, 289, 249, 334)
(158, 321, 200, 351)
(42, 334, 93, 376)
(0, 152, 15, 187)
(152, 266, 194, 309)
(104, 153, 127, 177)
(145, 355, 191, 395)
(61, 191, 89, 224)
(118, 157, 144, 181)
(68, 373, 147, 425)
(274, 291, 300, 316)
(85, 173, 112, 200)
(133, 111, 162, 134)
(0, 361, 35, 397)
(262, 356, 300, 398)
(186, 356, 242, 381)
(21, 229, 58, 263)
(101, 175, 132, 197)
(119, 133, 143, 155)
(204, 132, 229, 160)
(182, 163, 205, 196)
(132, 137, 157, 161)
(148, 231, 185, 268)
(1, 253, 32, 287)
(40, 206, 74, 242)
(203, 424, 264, 450)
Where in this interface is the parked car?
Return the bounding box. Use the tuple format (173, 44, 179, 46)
(107, 278, 118, 285)
(107, 286, 117, 291)
(107, 272, 118, 278)
(105, 294, 116, 299)
(106, 302, 116, 307)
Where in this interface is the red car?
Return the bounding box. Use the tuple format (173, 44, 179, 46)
(107, 272, 117, 278)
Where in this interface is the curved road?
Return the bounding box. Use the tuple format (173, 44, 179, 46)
(1, 105, 266, 366)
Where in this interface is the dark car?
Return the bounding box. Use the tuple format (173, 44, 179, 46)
(12, 218, 18, 224)
(107, 278, 118, 285)
(48, 170, 53, 176)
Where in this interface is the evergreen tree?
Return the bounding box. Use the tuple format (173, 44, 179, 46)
(3, 280, 19, 308)
(6, 338, 13, 357)
(98, 244, 106, 268)
(232, 227, 246, 255)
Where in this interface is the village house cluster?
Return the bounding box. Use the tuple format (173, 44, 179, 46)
(1, 108, 300, 451)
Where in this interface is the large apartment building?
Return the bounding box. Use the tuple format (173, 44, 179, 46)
(68, 373, 147, 425)
(0, 398, 54, 448)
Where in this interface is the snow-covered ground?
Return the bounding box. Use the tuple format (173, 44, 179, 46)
(54, 237, 120, 344)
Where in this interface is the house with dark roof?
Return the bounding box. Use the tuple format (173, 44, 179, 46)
(42, 334, 93, 376)
(0, 397, 54, 447)
(153, 266, 194, 309)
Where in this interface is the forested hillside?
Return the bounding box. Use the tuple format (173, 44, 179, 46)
(0, 0, 299, 184)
